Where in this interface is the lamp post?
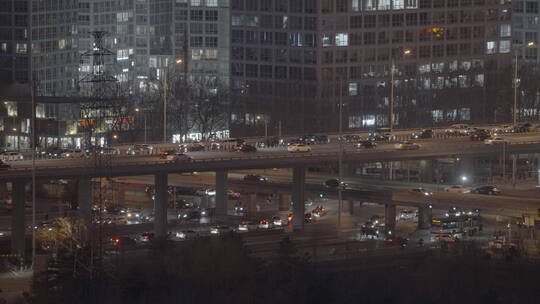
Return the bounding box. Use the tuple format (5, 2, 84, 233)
(135, 108, 147, 144)
(389, 49, 412, 132)
(256, 115, 268, 138)
(337, 77, 344, 229)
(163, 58, 184, 143)
(513, 41, 536, 127)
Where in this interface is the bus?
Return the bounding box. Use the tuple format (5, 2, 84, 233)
(431, 215, 482, 240)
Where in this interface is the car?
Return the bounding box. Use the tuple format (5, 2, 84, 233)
(368, 133, 390, 141)
(160, 150, 176, 159)
(445, 124, 469, 135)
(243, 174, 268, 182)
(412, 129, 433, 139)
(484, 137, 506, 145)
(258, 220, 272, 229)
(227, 189, 241, 199)
(384, 236, 409, 247)
(471, 185, 501, 195)
(342, 135, 362, 143)
(410, 188, 433, 196)
(139, 232, 154, 243)
(233, 203, 245, 215)
(179, 143, 205, 152)
(210, 225, 232, 235)
(470, 130, 491, 141)
(287, 143, 311, 153)
(433, 234, 459, 242)
(238, 221, 257, 231)
(324, 178, 347, 189)
(97, 147, 121, 155)
(0, 151, 24, 161)
(394, 141, 420, 150)
(109, 236, 137, 250)
(168, 152, 192, 162)
(355, 140, 377, 149)
(398, 209, 417, 221)
(233, 144, 257, 152)
(305, 213, 313, 223)
(61, 149, 87, 158)
(445, 206, 463, 217)
(178, 210, 201, 220)
(312, 205, 327, 217)
(0, 160, 11, 170)
(444, 185, 472, 194)
(175, 230, 198, 240)
(272, 216, 284, 227)
(127, 144, 154, 155)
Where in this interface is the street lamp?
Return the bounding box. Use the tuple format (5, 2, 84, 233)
(513, 41, 536, 127)
(337, 77, 345, 229)
(389, 48, 412, 132)
(163, 58, 184, 143)
(256, 115, 268, 138)
(135, 107, 148, 144)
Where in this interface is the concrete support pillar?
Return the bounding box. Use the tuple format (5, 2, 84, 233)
(292, 166, 306, 231)
(348, 200, 355, 215)
(11, 181, 26, 255)
(420, 160, 436, 183)
(78, 178, 92, 227)
(458, 158, 475, 184)
(278, 193, 290, 211)
(154, 173, 168, 238)
(417, 206, 432, 229)
(215, 170, 228, 216)
(0, 182, 7, 198)
(384, 204, 396, 231)
(512, 154, 517, 188)
(246, 193, 257, 216)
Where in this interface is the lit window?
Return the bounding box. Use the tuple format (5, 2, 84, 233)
(190, 0, 201, 6)
(335, 33, 349, 46)
(58, 39, 66, 50)
(206, 0, 218, 7)
(499, 40, 511, 53)
(500, 24, 511, 37)
(192, 49, 203, 60)
(348, 83, 358, 96)
(322, 34, 333, 47)
(117, 49, 129, 60)
(15, 43, 27, 54)
(205, 49, 218, 59)
(485, 41, 497, 54)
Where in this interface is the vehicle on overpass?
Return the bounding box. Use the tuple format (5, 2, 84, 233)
(394, 141, 420, 150)
(324, 178, 347, 189)
(168, 152, 192, 162)
(127, 144, 154, 155)
(210, 225, 232, 235)
(444, 185, 472, 194)
(469, 130, 491, 141)
(287, 143, 311, 152)
(179, 143, 205, 152)
(0, 151, 24, 161)
(159, 150, 176, 159)
(484, 137, 506, 145)
(61, 149, 87, 158)
(412, 129, 433, 139)
(355, 140, 377, 149)
(471, 185, 501, 195)
(238, 221, 257, 232)
(233, 144, 257, 152)
(243, 174, 268, 182)
(445, 124, 469, 135)
(176, 230, 198, 240)
(258, 220, 272, 229)
(410, 188, 433, 196)
(0, 160, 11, 170)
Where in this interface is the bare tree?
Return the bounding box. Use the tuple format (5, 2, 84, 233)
(190, 78, 229, 141)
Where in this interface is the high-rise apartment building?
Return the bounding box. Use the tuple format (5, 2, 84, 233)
(0, 0, 79, 96)
(230, 0, 513, 135)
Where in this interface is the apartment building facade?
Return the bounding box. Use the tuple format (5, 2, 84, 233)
(230, 0, 513, 135)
